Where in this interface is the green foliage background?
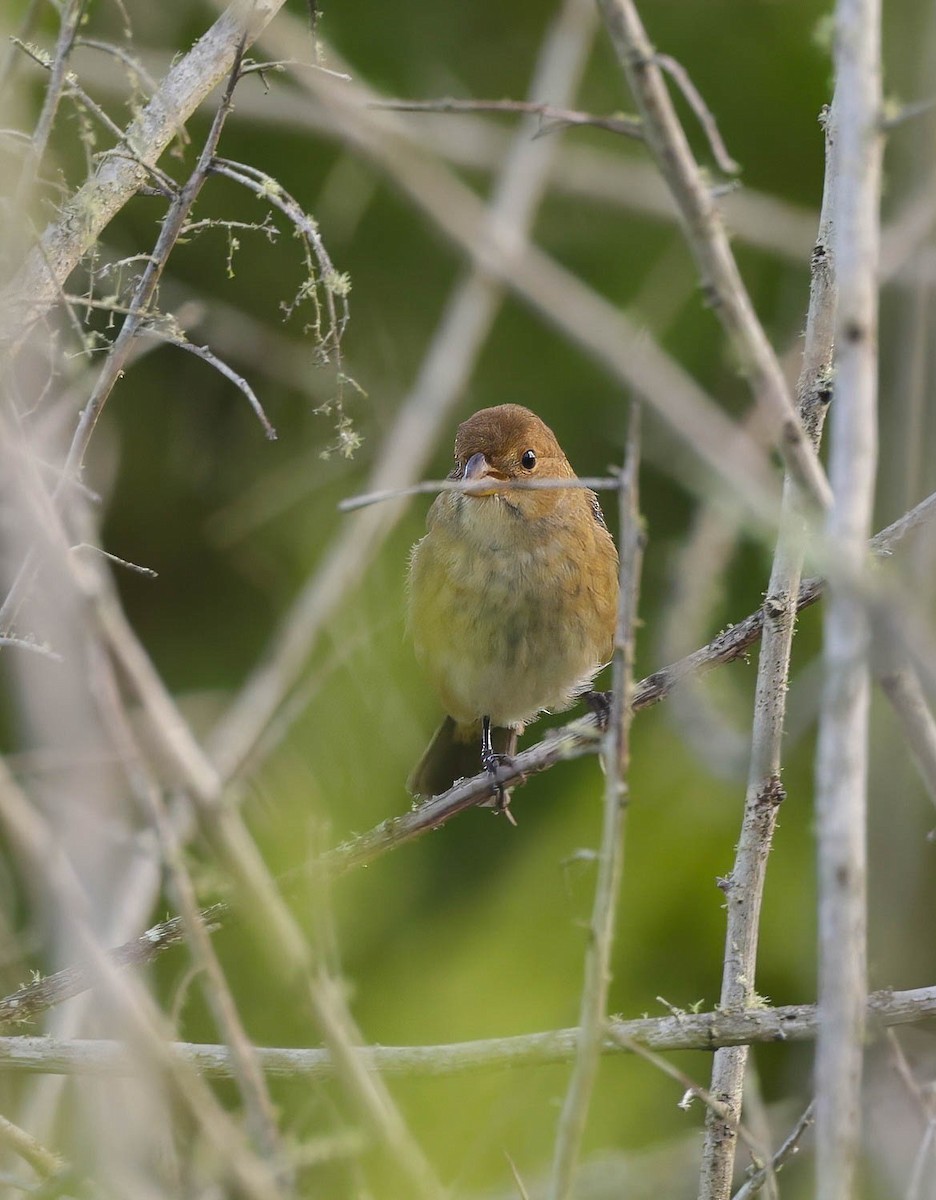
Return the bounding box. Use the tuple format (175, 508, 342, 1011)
(3, 1, 936, 1196)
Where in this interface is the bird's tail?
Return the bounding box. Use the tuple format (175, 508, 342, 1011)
(407, 716, 518, 798)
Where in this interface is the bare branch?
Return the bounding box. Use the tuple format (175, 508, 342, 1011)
(142, 329, 277, 440)
(594, 0, 832, 510)
(14, 0, 88, 206)
(814, 1, 883, 1194)
(652, 52, 739, 175)
(1, 988, 934, 1079)
(731, 1102, 815, 1200)
(371, 96, 643, 140)
(0, 1111, 67, 1180)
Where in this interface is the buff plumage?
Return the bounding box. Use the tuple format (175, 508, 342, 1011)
(407, 405, 619, 801)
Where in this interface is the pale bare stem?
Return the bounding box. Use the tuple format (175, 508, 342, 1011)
(731, 1102, 815, 1200)
(0, 761, 288, 1200)
(371, 96, 643, 140)
(875, 650, 936, 813)
(814, 0, 883, 1195)
(14, 0, 87, 206)
(206, 0, 602, 781)
(594, 0, 832, 510)
(2, 989, 936, 1080)
(90, 651, 285, 1171)
(0, 1110, 67, 1180)
(547, 410, 643, 1200)
(1, 0, 289, 347)
(0, 635, 62, 661)
(697, 101, 839, 1200)
(74, 36, 163, 106)
(191, 802, 446, 1200)
(886, 1031, 936, 1200)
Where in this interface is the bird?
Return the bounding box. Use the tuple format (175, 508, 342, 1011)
(406, 403, 619, 814)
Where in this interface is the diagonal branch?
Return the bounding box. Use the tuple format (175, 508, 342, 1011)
(594, 0, 832, 511)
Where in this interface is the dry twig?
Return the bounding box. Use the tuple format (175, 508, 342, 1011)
(548, 409, 643, 1200)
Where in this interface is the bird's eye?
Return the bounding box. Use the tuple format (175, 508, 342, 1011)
(521, 449, 537, 470)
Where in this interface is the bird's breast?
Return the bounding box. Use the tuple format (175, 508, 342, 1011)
(408, 497, 616, 727)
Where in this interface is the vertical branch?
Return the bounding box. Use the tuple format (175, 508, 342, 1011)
(594, 0, 832, 511)
(697, 109, 839, 1200)
(814, 0, 882, 1195)
(546, 408, 644, 1200)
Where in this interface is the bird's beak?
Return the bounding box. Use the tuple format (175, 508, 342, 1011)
(462, 452, 506, 497)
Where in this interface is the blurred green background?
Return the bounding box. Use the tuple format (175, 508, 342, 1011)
(3, 0, 936, 1195)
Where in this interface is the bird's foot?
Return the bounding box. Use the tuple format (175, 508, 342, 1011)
(585, 690, 613, 730)
(481, 749, 518, 825)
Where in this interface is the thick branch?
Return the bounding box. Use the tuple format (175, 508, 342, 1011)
(0, 987, 933, 1079)
(814, 1, 882, 1196)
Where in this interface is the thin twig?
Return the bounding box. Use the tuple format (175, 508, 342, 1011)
(814, 2, 883, 1196)
(594, 0, 832, 511)
(875, 650, 936, 812)
(548, 409, 643, 1200)
(0, 1112, 66, 1180)
(14, 0, 88, 206)
(0, 636, 62, 662)
(731, 1102, 815, 1200)
(610, 1029, 771, 1167)
(142, 329, 277, 439)
(0, 990, 934, 1078)
(371, 96, 642, 140)
(653, 53, 739, 175)
(339, 474, 620, 511)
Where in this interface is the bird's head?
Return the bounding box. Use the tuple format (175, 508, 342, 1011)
(451, 404, 576, 522)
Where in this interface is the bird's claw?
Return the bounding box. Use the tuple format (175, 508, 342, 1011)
(585, 689, 613, 730)
(481, 751, 518, 826)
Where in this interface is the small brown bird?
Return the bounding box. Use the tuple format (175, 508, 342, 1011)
(407, 404, 619, 808)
